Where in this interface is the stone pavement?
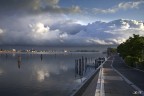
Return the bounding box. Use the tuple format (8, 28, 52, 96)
(113, 55, 144, 91)
(103, 58, 139, 96)
(80, 56, 142, 96)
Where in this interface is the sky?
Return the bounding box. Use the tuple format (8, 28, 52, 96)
(0, 0, 144, 46)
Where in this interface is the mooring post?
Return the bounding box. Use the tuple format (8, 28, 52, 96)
(79, 59, 82, 76)
(85, 57, 87, 72)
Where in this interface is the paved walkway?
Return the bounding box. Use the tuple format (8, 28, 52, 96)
(113, 55, 144, 91)
(103, 57, 139, 96)
(80, 56, 142, 96)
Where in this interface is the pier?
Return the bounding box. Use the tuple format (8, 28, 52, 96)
(71, 55, 144, 96)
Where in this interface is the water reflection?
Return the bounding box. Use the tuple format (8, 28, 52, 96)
(12, 53, 16, 57)
(31, 60, 69, 83)
(0, 68, 4, 75)
(37, 70, 50, 82)
(60, 64, 68, 71)
(5, 54, 8, 59)
(0, 53, 106, 96)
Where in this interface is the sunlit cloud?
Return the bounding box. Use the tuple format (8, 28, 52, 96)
(92, 1, 144, 14)
(0, 18, 144, 46)
(86, 39, 113, 45)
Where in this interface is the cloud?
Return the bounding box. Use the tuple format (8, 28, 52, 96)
(29, 22, 63, 45)
(92, 1, 144, 14)
(86, 39, 113, 45)
(0, 0, 81, 14)
(0, 19, 144, 46)
(118, 1, 143, 9)
(71, 19, 144, 45)
(50, 20, 84, 35)
(31, 0, 81, 13)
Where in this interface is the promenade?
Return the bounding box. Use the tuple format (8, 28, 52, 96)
(74, 56, 143, 96)
(102, 57, 139, 96)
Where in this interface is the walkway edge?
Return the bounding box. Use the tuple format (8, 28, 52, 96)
(95, 67, 105, 96)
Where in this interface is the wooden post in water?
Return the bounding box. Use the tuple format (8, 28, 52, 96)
(75, 59, 79, 76)
(40, 54, 43, 61)
(79, 59, 82, 76)
(75, 59, 77, 77)
(82, 56, 84, 74)
(95, 59, 97, 69)
(17, 55, 21, 69)
(85, 57, 87, 72)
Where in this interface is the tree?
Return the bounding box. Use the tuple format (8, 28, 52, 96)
(117, 34, 144, 66)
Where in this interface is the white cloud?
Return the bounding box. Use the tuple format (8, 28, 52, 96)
(92, 1, 144, 14)
(86, 39, 113, 45)
(74, 19, 144, 45)
(118, 1, 143, 9)
(29, 22, 61, 41)
(0, 19, 144, 46)
(59, 33, 68, 42)
(31, 22, 49, 34)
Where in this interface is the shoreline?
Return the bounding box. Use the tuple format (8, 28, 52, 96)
(0, 51, 101, 55)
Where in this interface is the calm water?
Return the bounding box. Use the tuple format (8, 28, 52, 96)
(0, 50, 107, 96)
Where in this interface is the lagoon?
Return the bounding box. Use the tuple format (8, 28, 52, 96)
(0, 47, 107, 96)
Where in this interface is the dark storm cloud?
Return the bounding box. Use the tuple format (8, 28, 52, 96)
(0, 0, 32, 13)
(50, 20, 84, 35)
(0, 0, 81, 14)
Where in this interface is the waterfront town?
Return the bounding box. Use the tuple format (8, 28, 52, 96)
(0, 48, 100, 53)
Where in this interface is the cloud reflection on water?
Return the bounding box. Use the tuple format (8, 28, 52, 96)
(33, 62, 68, 82)
(37, 70, 50, 82)
(0, 68, 4, 75)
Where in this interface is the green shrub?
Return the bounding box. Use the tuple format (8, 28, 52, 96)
(124, 56, 139, 67)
